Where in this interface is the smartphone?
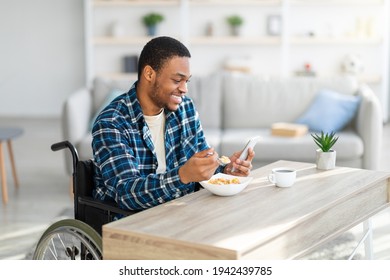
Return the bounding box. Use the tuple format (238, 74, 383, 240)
(238, 136, 260, 160)
(231, 136, 260, 172)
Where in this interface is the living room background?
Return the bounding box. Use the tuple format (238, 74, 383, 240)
(0, 0, 389, 122)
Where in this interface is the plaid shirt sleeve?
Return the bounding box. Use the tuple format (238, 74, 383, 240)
(92, 87, 211, 211)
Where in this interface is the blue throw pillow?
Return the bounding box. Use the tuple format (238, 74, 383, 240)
(295, 89, 361, 133)
(90, 89, 123, 130)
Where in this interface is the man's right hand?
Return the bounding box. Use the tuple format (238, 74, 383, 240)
(178, 148, 220, 184)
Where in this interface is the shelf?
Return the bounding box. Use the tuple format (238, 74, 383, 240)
(94, 36, 382, 46)
(87, 0, 388, 102)
(290, 0, 383, 6)
(85, 0, 389, 122)
(93, 0, 179, 6)
(94, 0, 282, 6)
(290, 36, 382, 45)
(94, 36, 164, 45)
(289, 73, 381, 84)
(358, 74, 382, 84)
(190, 36, 281, 45)
(189, 0, 281, 6)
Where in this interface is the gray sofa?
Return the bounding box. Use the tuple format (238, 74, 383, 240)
(62, 72, 382, 174)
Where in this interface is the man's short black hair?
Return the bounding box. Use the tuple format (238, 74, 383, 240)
(138, 36, 191, 79)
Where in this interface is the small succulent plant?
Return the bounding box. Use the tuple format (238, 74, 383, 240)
(311, 131, 338, 152)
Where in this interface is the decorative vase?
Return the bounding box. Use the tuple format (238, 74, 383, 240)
(205, 22, 214, 36)
(316, 149, 336, 170)
(147, 25, 157, 36)
(230, 25, 241, 36)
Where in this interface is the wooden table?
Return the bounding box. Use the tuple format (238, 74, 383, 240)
(0, 127, 23, 204)
(102, 160, 390, 259)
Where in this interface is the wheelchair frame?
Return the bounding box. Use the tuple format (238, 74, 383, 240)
(32, 141, 135, 260)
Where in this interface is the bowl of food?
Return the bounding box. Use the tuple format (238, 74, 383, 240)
(200, 173, 253, 196)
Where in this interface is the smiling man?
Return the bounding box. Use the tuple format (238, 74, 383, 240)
(91, 36, 254, 212)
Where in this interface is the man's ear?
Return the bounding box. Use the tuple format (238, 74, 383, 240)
(143, 65, 155, 82)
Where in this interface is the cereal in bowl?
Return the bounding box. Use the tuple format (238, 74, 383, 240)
(208, 177, 240, 185)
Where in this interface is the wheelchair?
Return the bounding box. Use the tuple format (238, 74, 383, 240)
(32, 141, 135, 260)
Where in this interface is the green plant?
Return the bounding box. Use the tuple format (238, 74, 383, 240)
(311, 131, 339, 152)
(142, 13, 164, 27)
(226, 15, 243, 27)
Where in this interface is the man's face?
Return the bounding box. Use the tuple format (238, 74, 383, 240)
(149, 56, 191, 113)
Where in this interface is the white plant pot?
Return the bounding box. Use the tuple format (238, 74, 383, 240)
(316, 149, 336, 170)
(230, 25, 242, 36)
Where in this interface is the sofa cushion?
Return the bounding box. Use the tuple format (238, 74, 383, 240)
(202, 128, 221, 153)
(77, 134, 93, 161)
(296, 89, 361, 133)
(220, 128, 363, 162)
(90, 89, 123, 130)
(187, 74, 222, 129)
(92, 77, 133, 114)
(222, 73, 359, 129)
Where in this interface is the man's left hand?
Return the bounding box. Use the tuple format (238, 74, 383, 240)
(224, 148, 254, 177)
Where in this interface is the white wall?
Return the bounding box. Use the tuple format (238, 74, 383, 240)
(0, 0, 85, 117)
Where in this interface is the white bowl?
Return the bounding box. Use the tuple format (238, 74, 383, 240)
(200, 173, 253, 196)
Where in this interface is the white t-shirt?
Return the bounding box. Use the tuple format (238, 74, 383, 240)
(144, 110, 166, 173)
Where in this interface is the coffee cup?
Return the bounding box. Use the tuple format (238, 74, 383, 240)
(268, 167, 296, 188)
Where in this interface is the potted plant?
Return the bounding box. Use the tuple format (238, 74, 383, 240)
(142, 12, 164, 36)
(311, 131, 339, 170)
(226, 15, 243, 36)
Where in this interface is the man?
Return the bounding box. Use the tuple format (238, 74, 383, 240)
(92, 36, 254, 211)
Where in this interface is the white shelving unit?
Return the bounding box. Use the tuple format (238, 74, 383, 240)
(85, 0, 389, 120)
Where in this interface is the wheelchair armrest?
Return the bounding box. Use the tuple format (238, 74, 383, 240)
(78, 196, 137, 217)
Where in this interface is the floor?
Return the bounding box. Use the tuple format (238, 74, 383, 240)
(0, 117, 389, 260)
(0, 118, 72, 259)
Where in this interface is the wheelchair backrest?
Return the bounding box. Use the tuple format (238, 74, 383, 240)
(76, 159, 94, 197)
(51, 141, 135, 235)
(73, 159, 135, 234)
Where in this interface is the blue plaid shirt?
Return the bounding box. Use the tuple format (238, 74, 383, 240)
(92, 81, 223, 211)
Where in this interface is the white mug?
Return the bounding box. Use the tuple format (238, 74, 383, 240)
(268, 167, 296, 188)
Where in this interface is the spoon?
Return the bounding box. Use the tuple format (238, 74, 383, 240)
(206, 152, 231, 166)
(217, 156, 231, 166)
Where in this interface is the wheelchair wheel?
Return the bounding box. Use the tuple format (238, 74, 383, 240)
(32, 219, 102, 260)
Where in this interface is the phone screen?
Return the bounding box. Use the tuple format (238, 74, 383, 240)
(238, 136, 260, 160)
(231, 136, 260, 171)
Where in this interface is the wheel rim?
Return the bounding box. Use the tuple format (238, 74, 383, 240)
(33, 219, 102, 260)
